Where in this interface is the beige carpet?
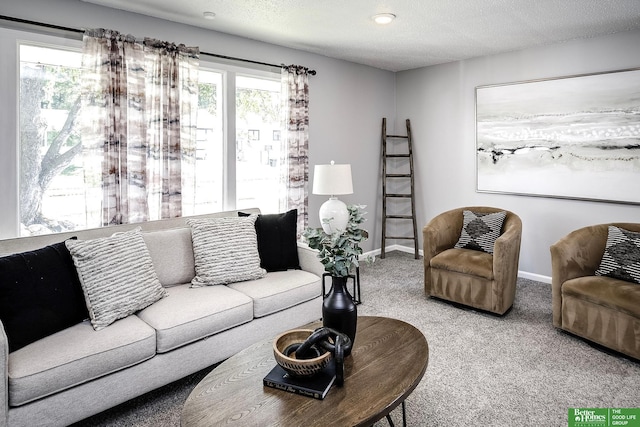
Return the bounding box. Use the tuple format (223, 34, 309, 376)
(73, 251, 640, 426)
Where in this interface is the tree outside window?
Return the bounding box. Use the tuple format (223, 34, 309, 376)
(19, 44, 84, 236)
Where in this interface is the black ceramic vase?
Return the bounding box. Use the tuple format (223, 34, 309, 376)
(322, 276, 357, 356)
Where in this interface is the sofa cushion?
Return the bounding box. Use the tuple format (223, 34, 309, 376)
(142, 227, 195, 286)
(455, 210, 506, 254)
(239, 209, 300, 272)
(136, 284, 253, 352)
(228, 270, 321, 318)
(66, 228, 167, 330)
(188, 216, 266, 286)
(562, 275, 640, 319)
(595, 225, 640, 285)
(430, 248, 494, 280)
(0, 239, 88, 352)
(8, 315, 156, 406)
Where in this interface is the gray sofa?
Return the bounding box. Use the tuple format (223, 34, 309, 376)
(0, 209, 323, 427)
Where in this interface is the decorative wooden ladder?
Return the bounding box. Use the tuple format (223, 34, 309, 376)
(381, 118, 419, 259)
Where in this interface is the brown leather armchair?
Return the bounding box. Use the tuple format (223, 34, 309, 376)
(423, 206, 522, 315)
(550, 223, 640, 360)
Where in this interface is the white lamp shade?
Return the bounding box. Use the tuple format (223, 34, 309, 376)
(312, 163, 353, 196)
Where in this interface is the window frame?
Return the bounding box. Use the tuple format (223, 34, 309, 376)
(0, 28, 284, 240)
(198, 60, 283, 213)
(0, 27, 83, 239)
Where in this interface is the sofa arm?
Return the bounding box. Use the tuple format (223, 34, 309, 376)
(422, 209, 464, 295)
(493, 213, 522, 280)
(549, 224, 608, 327)
(550, 225, 609, 284)
(0, 321, 8, 427)
(297, 242, 325, 279)
(422, 210, 463, 261)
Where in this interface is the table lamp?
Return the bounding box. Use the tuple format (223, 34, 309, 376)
(312, 161, 353, 234)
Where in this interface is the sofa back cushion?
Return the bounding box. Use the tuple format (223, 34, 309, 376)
(143, 227, 196, 286)
(0, 240, 89, 352)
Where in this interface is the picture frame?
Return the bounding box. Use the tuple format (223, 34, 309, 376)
(476, 68, 640, 204)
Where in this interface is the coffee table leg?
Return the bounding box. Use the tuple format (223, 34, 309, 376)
(402, 400, 407, 427)
(385, 401, 407, 427)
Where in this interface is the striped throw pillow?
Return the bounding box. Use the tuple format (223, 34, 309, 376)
(454, 210, 506, 254)
(595, 226, 640, 284)
(188, 215, 266, 287)
(66, 227, 167, 330)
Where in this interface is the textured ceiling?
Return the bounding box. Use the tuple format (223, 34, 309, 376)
(82, 0, 640, 71)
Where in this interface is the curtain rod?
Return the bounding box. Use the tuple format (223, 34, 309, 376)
(0, 15, 317, 75)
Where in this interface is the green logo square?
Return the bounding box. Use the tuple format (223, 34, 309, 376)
(569, 408, 640, 427)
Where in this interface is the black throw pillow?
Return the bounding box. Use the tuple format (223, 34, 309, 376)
(239, 209, 300, 272)
(0, 239, 89, 352)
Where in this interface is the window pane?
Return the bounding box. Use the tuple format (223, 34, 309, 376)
(19, 44, 85, 236)
(235, 75, 283, 213)
(194, 69, 224, 214)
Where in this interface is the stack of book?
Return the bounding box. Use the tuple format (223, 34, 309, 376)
(263, 361, 336, 400)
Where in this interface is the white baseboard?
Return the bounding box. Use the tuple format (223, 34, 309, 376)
(363, 246, 552, 284)
(361, 244, 423, 260)
(518, 271, 552, 284)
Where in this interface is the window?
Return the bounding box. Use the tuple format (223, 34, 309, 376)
(194, 69, 224, 215)
(19, 44, 85, 235)
(11, 37, 286, 238)
(235, 75, 283, 213)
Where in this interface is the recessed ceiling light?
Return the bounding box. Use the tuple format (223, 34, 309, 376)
(203, 11, 216, 20)
(372, 13, 396, 25)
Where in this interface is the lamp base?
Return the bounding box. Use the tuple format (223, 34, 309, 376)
(319, 197, 349, 234)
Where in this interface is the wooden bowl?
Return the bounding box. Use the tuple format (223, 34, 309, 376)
(273, 329, 332, 377)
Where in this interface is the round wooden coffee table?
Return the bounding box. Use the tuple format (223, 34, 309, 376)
(181, 316, 429, 426)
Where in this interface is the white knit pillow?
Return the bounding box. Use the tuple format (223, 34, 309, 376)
(65, 227, 167, 330)
(188, 215, 266, 287)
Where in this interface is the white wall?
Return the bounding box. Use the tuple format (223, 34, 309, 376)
(396, 29, 640, 279)
(1, 0, 397, 251)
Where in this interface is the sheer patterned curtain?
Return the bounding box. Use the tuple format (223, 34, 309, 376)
(144, 38, 199, 220)
(81, 29, 199, 226)
(280, 65, 310, 237)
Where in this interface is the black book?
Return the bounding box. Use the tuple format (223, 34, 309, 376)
(263, 362, 336, 400)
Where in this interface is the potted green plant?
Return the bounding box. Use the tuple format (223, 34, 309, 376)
(303, 204, 368, 277)
(302, 204, 370, 353)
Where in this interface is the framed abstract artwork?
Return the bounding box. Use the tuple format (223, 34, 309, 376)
(476, 68, 640, 204)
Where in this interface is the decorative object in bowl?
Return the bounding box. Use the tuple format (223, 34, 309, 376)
(273, 329, 332, 377)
